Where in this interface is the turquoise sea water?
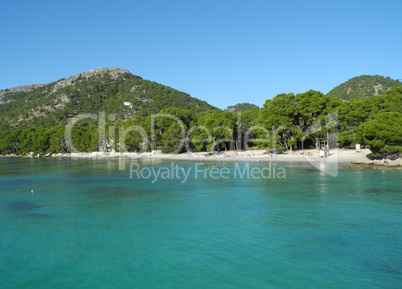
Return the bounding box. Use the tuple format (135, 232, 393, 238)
(0, 158, 401, 289)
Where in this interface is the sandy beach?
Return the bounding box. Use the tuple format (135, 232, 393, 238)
(2, 148, 400, 168)
(48, 148, 383, 163)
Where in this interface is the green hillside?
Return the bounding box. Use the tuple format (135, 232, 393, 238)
(0, 71, 401, 158)
(225, 102, 259, 112)
(327, 75, 401, 100)
(0, 68, 216, 126)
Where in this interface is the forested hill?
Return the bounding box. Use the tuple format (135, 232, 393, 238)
(0, 71, 401, 158)
(327, 75, 401, 100)
(225, 102, 259, 112)
(0, 68, 216, 126)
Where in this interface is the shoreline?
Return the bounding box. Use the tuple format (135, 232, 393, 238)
(2, 148, 401, 169)
(0, 148, 376, 162)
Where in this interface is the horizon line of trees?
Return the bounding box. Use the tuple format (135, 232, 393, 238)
(1, 86, 401, 159)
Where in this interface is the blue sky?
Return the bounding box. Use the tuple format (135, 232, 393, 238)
(1, 0, 401, 109)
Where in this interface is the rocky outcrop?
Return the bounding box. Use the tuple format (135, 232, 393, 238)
(0, 83, 48, 100)
(349, 160, 402, 170)
(0, 68, 130, 99)
(51, 67, 131, 92)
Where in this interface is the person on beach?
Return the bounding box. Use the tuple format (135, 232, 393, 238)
(382, 158, 389, 165)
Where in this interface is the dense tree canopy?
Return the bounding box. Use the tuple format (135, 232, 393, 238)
(225, 103, 259, 112)
(1, 71, 401, 158)
(360, 112, 402, 156)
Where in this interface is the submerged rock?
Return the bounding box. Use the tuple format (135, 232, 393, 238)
(7, 201, 41, 212)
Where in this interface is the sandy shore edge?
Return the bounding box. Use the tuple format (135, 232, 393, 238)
(1, 148, 390, 162)
(2, 148, 401, 169)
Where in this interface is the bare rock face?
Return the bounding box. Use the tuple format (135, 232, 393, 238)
(0, 68, 131, 100)
(0, 83, 48, 100)
(51, 68, 131, 92)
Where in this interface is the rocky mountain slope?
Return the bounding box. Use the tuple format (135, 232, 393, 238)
(327, 75, 401, 100)
(0, 68, 216, 126)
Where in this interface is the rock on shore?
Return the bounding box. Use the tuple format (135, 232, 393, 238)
(349, 160, 402, 170)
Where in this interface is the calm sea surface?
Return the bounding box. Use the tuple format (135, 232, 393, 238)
(0, 158, 401, 289)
